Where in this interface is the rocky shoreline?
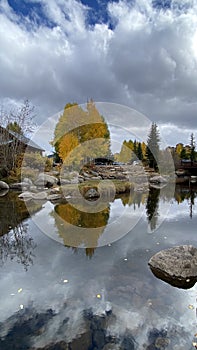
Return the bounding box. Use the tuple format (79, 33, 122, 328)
(0, 164, 172, 201)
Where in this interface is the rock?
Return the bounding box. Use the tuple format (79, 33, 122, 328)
(149, 176, 168, 184)
(49, 170, 60, 176)
(47, 194, 62, 201)
(115, 174, 127, 180)
(35, 173, 58, 187)
(83, 172, 91, 178)
(9, 182, 29, 190)
(49, 187, 60, 194)
(149, 183, 167, 190)
(18, 191, 33, 200)
(90, 170, 99, 176)
(32, 191, 48, 200)
(148, 245, 197, 288)
(70, 178, 79, 184)
(176, 169, 186, 176)
(59, 179, 71, 185)
(0, 181, 9, 190)
(84, 188, 100, 199)
(23, 178, 33, 186)
(88, 176, 102, 180)
(29, 186, 38, 192)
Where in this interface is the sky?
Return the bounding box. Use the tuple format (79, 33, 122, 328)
(0, 0, 197, 151)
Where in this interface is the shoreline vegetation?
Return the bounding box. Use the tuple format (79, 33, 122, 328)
(0, 162, 176, 203)
(0, 100, 196, 198)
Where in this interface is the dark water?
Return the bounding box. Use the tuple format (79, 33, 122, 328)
(0, 185, 197, 349)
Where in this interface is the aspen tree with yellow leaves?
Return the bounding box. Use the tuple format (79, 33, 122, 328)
(52, 100, 110, 166)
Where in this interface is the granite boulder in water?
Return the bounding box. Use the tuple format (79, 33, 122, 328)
(148, 245, 197, 288)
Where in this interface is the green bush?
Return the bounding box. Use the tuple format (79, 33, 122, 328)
(22, 152, 52, 171)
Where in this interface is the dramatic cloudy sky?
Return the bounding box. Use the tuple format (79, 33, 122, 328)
(0, 0, 197, 149)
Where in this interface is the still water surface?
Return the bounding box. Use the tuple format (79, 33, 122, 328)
(0, 185, 197, 349)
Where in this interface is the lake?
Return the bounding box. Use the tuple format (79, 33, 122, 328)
(0, 184, 197, 349)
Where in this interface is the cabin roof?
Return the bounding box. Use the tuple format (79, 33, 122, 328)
(0, 127, 44, 151)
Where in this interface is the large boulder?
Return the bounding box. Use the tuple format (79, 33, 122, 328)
(0, 181, 9, 190)
(149, 245, 197, 288)
(34, 173, 58, 187)
(84, 188, 100, 199)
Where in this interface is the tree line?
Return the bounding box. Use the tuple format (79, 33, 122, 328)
(114, 122, 161, 170)
(115, 125, 196, 171)
(0, 99, 196, 180)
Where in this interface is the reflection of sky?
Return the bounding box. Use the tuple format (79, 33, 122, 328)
(0, 192, 197, 348)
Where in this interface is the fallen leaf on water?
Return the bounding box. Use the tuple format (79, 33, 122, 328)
(188, 304, 194, 310)
(96, 294, 101, 299)
(18, 288, 23, 293)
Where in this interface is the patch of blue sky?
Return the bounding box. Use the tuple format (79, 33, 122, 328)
(79, 0, 120, 30)
(152, 0, 192, 12)
(152, 0, 172, 10)
(7, 0, 56, 29)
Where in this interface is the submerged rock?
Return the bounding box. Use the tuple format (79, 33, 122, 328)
(148, 245, 197, 288)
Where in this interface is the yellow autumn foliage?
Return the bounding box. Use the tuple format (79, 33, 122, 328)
(53, 100, 110, 165)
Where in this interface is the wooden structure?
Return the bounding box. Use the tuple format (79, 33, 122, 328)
(0, 126, 44, 169)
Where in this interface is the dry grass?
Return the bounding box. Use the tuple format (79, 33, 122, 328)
(61, 180, 133, 198)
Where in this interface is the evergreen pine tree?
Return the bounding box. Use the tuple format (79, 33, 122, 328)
(146, 122, 160, 170)
(190, 133, 195, 165)
(137, 142, 143, 161)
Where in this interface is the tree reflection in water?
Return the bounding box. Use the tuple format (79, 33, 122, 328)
(146, 187, 160, 231)
(0, 222, 36, 270)
(175, 185, 197, 218)
(53, 202, 110, 258)
(0, 192, 40, 270)
(120, 191, 147, 208)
